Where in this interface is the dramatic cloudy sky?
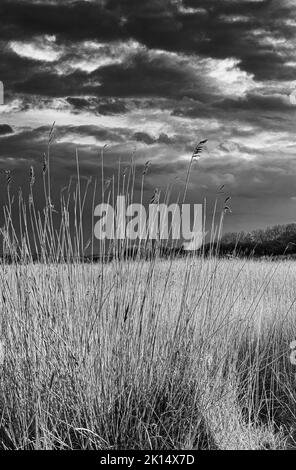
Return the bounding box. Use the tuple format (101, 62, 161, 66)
(0, 0, 296, 234)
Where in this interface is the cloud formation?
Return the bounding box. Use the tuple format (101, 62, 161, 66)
(0, 0, 296, 231)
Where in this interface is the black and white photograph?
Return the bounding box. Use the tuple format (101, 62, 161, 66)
(0, 0, 296, 456)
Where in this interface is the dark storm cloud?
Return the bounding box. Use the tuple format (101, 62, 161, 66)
(133, 132, 175, 145)
(13, 71, 87, 97)
(0, 125, 130, 160)
(96, 99, 128, 116)
(1, 0, 295, 80)
(0, 46, 46, 89)
(171, 91, 296, 133)
(0, 0, 126, 42)
(0, 125, 171, 174)
(2, 0, 295, 104)
(10, 51, 204, 100)
(93, 57, 201, 99)
(0, 124, 177, 206)
(216, 94, 295, 113)
(1, 0, 296, 232)
(0, 124, 13, 135)
(66, 97, 89, 110)
(134, 132, 155, 145)
(66, 97, 128, 115)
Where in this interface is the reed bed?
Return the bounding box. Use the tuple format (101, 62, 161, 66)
(0, 130, 295, 449)
(0, 257, 295, 449)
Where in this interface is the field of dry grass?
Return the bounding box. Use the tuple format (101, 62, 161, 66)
(0, 138, 295, 450)
(0, 256, 295, 450)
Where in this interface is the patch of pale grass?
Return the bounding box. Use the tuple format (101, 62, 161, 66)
(0, 257, 295, 449)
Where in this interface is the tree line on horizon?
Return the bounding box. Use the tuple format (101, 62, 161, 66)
(2, 222, 296, 262)
(216, 223, 296, 257)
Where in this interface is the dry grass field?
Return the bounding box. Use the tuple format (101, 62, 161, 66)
(0, 140, 295, 450)
(0, 256, 295, 449)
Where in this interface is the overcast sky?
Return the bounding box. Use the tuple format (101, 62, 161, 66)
(0, 0, 296, 234)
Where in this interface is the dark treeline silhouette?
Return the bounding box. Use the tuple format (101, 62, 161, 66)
(214, 223, 296, 258)
(2, 223, 296, 263)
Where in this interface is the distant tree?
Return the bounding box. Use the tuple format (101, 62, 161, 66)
(218, 222, 296, 257)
